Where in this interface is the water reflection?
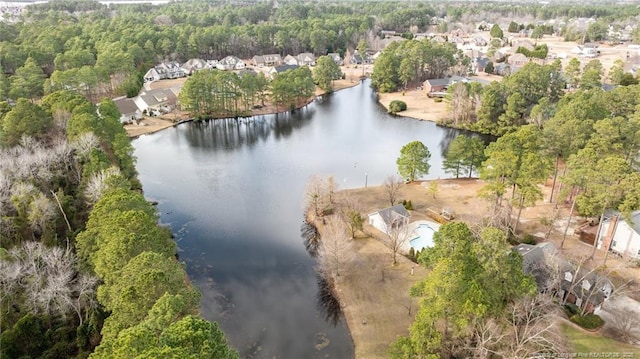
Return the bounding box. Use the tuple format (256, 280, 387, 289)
(133, 80, 472, 358)
(301, 219, 321, 257)
(316, 274, 343, 327)
(184, 107, 316, 150)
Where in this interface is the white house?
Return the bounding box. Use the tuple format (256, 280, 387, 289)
(283, 54, 298, 66)
(216, 56, 246, 70)
(113, 96, 142, 124)
(297, 53, 316, 66)
(181, 58, 207, 75)
(133, 88, 178, 115)
(597, 210, 640, 259)
(368, 205, 410, 234)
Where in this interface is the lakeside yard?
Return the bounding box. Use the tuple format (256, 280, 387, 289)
(314, 178, 640, 358)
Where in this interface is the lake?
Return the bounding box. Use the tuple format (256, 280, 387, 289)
(132, 80, 466, 358)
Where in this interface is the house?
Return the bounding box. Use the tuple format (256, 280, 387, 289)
(113, 96, 142, 124)
(350, 52, 364, 65)
(143, 68, 163, 83)
(253, 54, 282, 67)
(624, 55, 640, 75)
(143, 62, 185, 83)
(205, 60, 219, 69)
(423, 78, 451, 94)
(133, 88, 177, 115)
(423, 76, 490, 94)
(368, 204, 410, 234)
(596, 211, 640, 259)
(216, 56, 246, 70)
(297, 53, 316, 66)
(513, 39, 535, 51)
(470, 56, 490, 74)
(582, 43, 599, 58)
(181, 58, 207, 75)
(494, 62, 512, 76)
(268, 64, 298, 79)
(283, 55, 298, 66)
(572, 44, 599, 58)
(326, 53, 343, 66)
(514, 242, 614, 314)
(508, 53, 529, 67)
(163, 61, 185, 79)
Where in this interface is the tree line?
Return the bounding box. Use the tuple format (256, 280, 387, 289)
(179, 65, 318, 118)
(0, 90, 237, 357)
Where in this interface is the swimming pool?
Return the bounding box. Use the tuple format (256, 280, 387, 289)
(409, 221, 440, 251)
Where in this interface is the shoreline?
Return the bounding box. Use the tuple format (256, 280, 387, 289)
(125, 77, 365, 139)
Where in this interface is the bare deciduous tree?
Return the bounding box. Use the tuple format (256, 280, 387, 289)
(318, 219, 354, 278)
(325, 176, 338, 205)
(384, 175, 404, 206)
(600, 304, 640, 345)
(84, 166, 122, 205)
(0, 242, 98, 324)
(497, 294, 565, 359)
(387, 217, 410, 265)
(305, 175, 326, 217)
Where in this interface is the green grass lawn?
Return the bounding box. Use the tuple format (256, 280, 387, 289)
(562, 322, 640, 356)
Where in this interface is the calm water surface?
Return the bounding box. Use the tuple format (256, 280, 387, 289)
(132, 81, 464, 358)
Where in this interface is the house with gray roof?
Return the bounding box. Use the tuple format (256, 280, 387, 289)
(326, 53, 343, 66)
(113, 97, 142, 124)
(268, 64, 299, 79)
(253, 54, 282, 67)
(133, 88, 177, 115)
(297, 53, 316, 66)
(514, 242, 614, 314)
(368, 205, 410, 234)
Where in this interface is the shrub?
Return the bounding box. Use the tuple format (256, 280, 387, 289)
(402, 199, 413, 210)
(520, 234, 537, 245)
(570, 314, 605, 330)
(563, 303, 580, 317)
(389, 100, 407, 113)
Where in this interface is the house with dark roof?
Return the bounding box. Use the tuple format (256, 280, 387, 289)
(514, 242, 614, 314)
(368, 205, 410, 234)
(268, 64, 299, 79)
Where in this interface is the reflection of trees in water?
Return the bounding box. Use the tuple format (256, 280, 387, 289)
(438, 125, 495, 157)
(183, 107, 316, 150)
(301, 219, 321, 257)
(315, 274, 343, 327)
(301, 219, 343, 326)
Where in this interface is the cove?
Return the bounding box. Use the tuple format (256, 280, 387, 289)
(132, 80, 467, 358)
